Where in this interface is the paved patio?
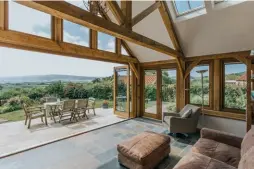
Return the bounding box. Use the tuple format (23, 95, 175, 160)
(0, 118, 199, 169)
(0, 108, 126, 158)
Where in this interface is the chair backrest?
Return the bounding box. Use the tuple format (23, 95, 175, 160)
(88, 97, 95, 108)
(63, 100, 75, 110)
(45, 97, 58, 103)
(76, 99, 88, 109)
(179, 104, 201, 120)
(22, 103, 29, 116)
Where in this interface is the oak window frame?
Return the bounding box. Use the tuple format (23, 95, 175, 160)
(186, 60, 214, 110)
(221, 59, 246, 114)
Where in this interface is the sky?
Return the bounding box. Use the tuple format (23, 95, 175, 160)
(0, 1, 127, 78)
(0, 1, 247, 78)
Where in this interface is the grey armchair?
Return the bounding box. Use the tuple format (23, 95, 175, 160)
(163, 104, 201, 134)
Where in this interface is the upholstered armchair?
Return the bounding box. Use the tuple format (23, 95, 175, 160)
(163, 104, 201, 134)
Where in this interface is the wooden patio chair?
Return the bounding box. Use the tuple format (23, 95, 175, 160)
(87, 97, 96, 116)
(23, 103, 47, 129)
(58, 100, 77, 122)
(76, 99, 88, 119)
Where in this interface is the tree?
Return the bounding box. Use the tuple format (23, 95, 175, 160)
(0, 85, 3, 91)
(46, 81, 64, 98)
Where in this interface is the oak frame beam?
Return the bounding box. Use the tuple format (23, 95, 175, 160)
(0, 1, 8, 30)
(0, 30, 138, 63)
(17, 1, 180, 58)
(246, 58, 252, 132)
(158, 1, 182, 53)
(89, 2, 98, 49)
(121, 1, 132, 29)
(186, 51, 251, 61)
(115, 38, 121, 55)
(106, 1, 125, 25)
(51, 16, 63, 42)
(176, 57, 184, 78)
(132, 2, 161, 27)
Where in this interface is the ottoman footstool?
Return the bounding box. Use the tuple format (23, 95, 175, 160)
(117, 131, 171, 169)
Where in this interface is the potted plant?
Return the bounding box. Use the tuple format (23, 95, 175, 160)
(102, 100, 109, 109)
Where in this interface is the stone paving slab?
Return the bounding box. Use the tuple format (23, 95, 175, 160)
(0, 108, 125, 157)
(0, 118, 200, 169)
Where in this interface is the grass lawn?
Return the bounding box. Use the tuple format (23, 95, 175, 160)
(0, 109, 25, 122)
(0, 99, 114, 122)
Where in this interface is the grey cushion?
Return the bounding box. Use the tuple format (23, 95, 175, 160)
(181, 109, 192, 118)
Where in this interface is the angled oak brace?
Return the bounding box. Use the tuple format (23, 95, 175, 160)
(184, 59, 202, 79)
(129, 62, 139, 80)
(158, 1, 182, 53)
(132, 2, 161, 26)
(106, 1, 125, 25)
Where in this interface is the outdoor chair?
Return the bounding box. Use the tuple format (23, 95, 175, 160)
(23, 103, 47, 129)
(45, 97, 58, 103)
(75, 99, 88, 119)
(87, 97, 96, 116)
(58, 100, 77, 122)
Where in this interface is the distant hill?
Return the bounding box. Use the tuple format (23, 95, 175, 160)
(225, 71, 245, 80)
(0, 74, 99, 83)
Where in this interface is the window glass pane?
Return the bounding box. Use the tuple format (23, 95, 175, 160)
(224, 63, 246, 110)
(98, 32, 116, 53)
(9, 1, 51, 38)
(174, 0, 204, 15)
(121, 46, 129, 56)
(189, 1, 205, 9)
(116, 68, 128, 112)
(174, 0, 190, 15)
(144, 70, 157, 114)
(64, 0, 88, 11)
(63, 20, 89, 47)
(162, 69, 177, 112)
(190, 65, 209, 106)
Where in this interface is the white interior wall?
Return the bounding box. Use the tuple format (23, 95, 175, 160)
(197, 115, 251, 137)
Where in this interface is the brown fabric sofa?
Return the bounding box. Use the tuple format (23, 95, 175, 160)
(173, 128, 254, 169)
(117, 131, 171, 169)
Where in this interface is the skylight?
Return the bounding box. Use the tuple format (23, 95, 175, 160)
(173, 0, 205, 16)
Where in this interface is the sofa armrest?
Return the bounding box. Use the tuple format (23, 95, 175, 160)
(163, 112, 180, 117)
(201, 128, 243, 148)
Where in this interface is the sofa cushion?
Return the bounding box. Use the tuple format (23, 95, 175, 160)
(117, 131, 170, 165)
(173, 152, 236, 169)
(241, 128, 254, 156)
(238, 146, 254, 169)
(192, 138, 240, 168)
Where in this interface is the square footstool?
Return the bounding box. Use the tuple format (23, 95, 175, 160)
(117, 131, 171, 169)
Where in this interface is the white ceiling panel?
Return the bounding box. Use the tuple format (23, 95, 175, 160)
(126, 41, 174, 62)
(133, 9, 175, 49)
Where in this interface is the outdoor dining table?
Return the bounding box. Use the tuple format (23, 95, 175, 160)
(44, 102, 63, 123)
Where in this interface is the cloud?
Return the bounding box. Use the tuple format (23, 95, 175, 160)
(0, 1, 122, 77)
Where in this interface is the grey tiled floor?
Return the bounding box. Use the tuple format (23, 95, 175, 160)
(0, 118, 199, 169)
